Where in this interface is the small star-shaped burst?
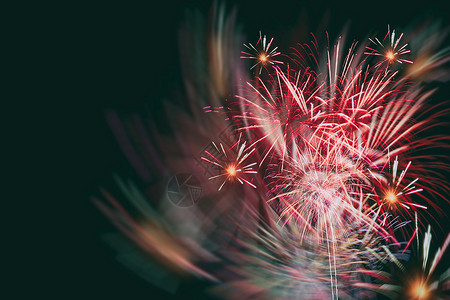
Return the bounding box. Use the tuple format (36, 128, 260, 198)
(200, 134, 258, 191)
(365, 25, 413, 67)
(241, 31, 282, 74)
(368, 156, 426, 213)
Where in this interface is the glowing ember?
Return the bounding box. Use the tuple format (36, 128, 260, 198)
(227, 165, 237, 176)
(411, 280, 429, 299)
(386, 51, 395, 60)
(385, 190, 397, 203)
(259, 54, 267, 62)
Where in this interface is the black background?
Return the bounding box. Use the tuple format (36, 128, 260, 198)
(39, 0, 450, 299)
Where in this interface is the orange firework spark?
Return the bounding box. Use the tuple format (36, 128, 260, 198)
(365, 25, 413, 67)
(200, 133, 258, 191)
(241, 31, 283, 74)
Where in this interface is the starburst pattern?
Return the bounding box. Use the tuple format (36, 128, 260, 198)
(365, 25, 413, 67)
(240, 31, 283, 74)
(200, 134, 258, 191)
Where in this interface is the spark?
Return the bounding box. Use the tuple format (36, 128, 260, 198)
(200, 134, 258, 191)
(241, 31, 283, 74)
(226, 165, 237, 176)
(259, 53, 267, 62)
(370, 156, 426, 212)
(365, 25, 413, 67)
(386, 51, 395, 61)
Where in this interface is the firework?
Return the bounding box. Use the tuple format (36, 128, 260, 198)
(240, 31, 283, 74)
(200, 133, 258, 191)
(368, 156, 427, 217)
(365, 25, 413, 67)
(95, 5, 449, 300)
(360, 222, 450, 299)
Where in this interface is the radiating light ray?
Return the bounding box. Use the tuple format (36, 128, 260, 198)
(365, 25, 413, 67)
(201, 133, 258, 190)
(368, 156, 427, 217)
(241, 31, 283, 74)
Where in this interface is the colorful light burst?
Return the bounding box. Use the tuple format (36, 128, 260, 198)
(240, 31, 283, 74)
(365, 25, 413, 67)
(200, 134, 258, 191)
(95, 5, 450, 300)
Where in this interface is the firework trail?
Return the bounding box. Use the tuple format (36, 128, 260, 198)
(95, 4, 450, 299)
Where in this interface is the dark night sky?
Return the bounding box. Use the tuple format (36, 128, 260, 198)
(46, 1, 449, 299)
